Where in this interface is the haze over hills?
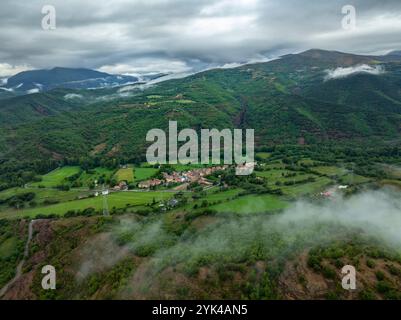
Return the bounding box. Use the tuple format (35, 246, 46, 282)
(387, 50, 401, 57)
(1, 50, 401, 302)
(0, 49, 400, 163)
(2, 0, 401, 303)
(0, 67, 139, 95)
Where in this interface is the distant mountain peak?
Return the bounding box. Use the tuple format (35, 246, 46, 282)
(299, 48, 341, 56)
(1, 67, 138, 93)
(292, 49, 375, 66)
(386, 50, 401, 56)
(298, 49, 364, 58)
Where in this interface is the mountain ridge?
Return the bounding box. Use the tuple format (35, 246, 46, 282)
(0, 48, 400, 163)
(0, 67, 139, 94)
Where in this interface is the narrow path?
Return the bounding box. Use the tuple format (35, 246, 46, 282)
(0, 220, 35, 298)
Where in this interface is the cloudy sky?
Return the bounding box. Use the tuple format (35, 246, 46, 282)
(1, 0, 401, 77)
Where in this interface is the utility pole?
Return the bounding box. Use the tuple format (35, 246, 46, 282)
(102, 185, 109, 216)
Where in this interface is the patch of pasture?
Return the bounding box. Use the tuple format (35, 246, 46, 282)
(114, 167, 134, 183)
(0, 191, 173, 219)
(134, 167, 158, 181)
(210, 194, 288, 214)
(30, 166, 81, 187)
(280, 177, 332, 196)
(312, 166, 347, 177)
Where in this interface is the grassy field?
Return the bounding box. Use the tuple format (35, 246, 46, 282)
(256, 169, 288, 180)
(256, 169, 317, 186)
(181, 188, 243, 211)
(0, 191, 174, 219)
(114, 167, 134, 183)
(0, 187, 86, 202)
(313, 166, 348, 177)
(281, 177, 333, 196)
(339, 173, 372, 184)
(298, 158, 319, 166)
(0, 236, 18, 259)
(30, 166, 81, 187)
(0, 161, 374, 221)
(133, 167, 158, 181)
(210, 194, 288, 214)
(203, 188, 243, 201)
(255, 152, 271, 159)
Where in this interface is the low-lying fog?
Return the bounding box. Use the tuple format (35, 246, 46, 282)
(77, 188, 401, 290)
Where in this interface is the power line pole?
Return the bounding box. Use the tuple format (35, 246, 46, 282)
(102, 185, 109, 216)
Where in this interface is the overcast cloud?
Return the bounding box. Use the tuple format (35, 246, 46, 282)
(1, 0, 401, 77)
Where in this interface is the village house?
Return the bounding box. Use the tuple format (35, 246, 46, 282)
(113, 181, 128, 191)
(138, 166, 227, 189)
(163, 172, 186, 184)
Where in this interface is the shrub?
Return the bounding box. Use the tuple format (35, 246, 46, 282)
(359, 289, 376, 300)
(376, 281, 392, 294)
(375, 271, 385, 281)
(307, 255, 322, 272)
(366, 259, 376, 269)
(386, 264, 401, 276)
(322, 266, 336, 280)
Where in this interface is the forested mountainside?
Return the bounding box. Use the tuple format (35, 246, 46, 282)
(0, 49, 400, 189)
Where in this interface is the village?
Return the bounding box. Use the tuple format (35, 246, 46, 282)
(138, 165, 227, 189)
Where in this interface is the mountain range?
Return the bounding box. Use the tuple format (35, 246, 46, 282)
(0, 67, 157, 96)
(0, 49, 400, 164)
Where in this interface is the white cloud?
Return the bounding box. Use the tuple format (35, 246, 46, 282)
(324, 64, 385, 81)
(26, 88, 40, 94)
(217, 56, 279, 69)
(98, 59, 191, 76)
(0, 63, 31, 77)
(64, 93, 83, 100)
(275, 189, 401, 249)
(0, 1, 401, 74)
(200, 0, 258, 16)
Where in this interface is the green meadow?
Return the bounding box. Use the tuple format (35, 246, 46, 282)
(312, 166, 348, 176)
(0, 191, 173, 219)
(114, 167, 134, 183)
(181, 188, 243, 211)
(0, 236, 19, 259)
(0, 187, 86, 205)
(133, 167, 158, 181)
(30, 166, 81, 187)
(211, 194, 289, 214)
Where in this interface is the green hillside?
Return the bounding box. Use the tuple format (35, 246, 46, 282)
(0, 50, 400, 190)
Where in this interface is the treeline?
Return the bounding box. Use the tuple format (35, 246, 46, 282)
(0, 153, 147, 191)
(0, 158, 58, 191)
